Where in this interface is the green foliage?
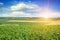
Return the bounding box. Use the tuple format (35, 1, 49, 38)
(0, 17, 60, 40)
(0, 23, 60, 40)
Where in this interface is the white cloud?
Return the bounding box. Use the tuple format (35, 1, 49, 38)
(9, 3, 42, 17)
(0, 2, 60, 18)
(1, 11, 31, 17)
(0, 2, 3, 5)
(12, 11, 25, 14)
(10, 3, 42, 11)
(11, 3, 26, 10)
(10, 3, 35, 10)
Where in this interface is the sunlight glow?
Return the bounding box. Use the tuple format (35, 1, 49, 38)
(41, 8, 52, 19)
(41, 13, 50, 19)
(43, 15, 49, 18)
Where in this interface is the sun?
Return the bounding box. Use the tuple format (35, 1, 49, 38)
(42, 15, 49, 19)
(43, 16, 49, 18)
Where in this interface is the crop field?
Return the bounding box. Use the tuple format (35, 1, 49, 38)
(0, 17, 60, 40)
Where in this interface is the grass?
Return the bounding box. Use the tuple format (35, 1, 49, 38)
(0, 17, 60, 40)
(0, 23, 60, 40)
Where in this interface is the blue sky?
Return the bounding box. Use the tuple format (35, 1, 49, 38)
(0, 0, 60, 17)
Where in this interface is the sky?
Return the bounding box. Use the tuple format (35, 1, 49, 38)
(0, 0, 60, 18)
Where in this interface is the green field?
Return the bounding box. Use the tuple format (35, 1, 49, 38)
(0, 17, 60, 40)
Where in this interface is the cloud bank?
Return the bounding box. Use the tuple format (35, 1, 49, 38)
(0, 2, 60, 17)
(0, 2, 3, 5)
